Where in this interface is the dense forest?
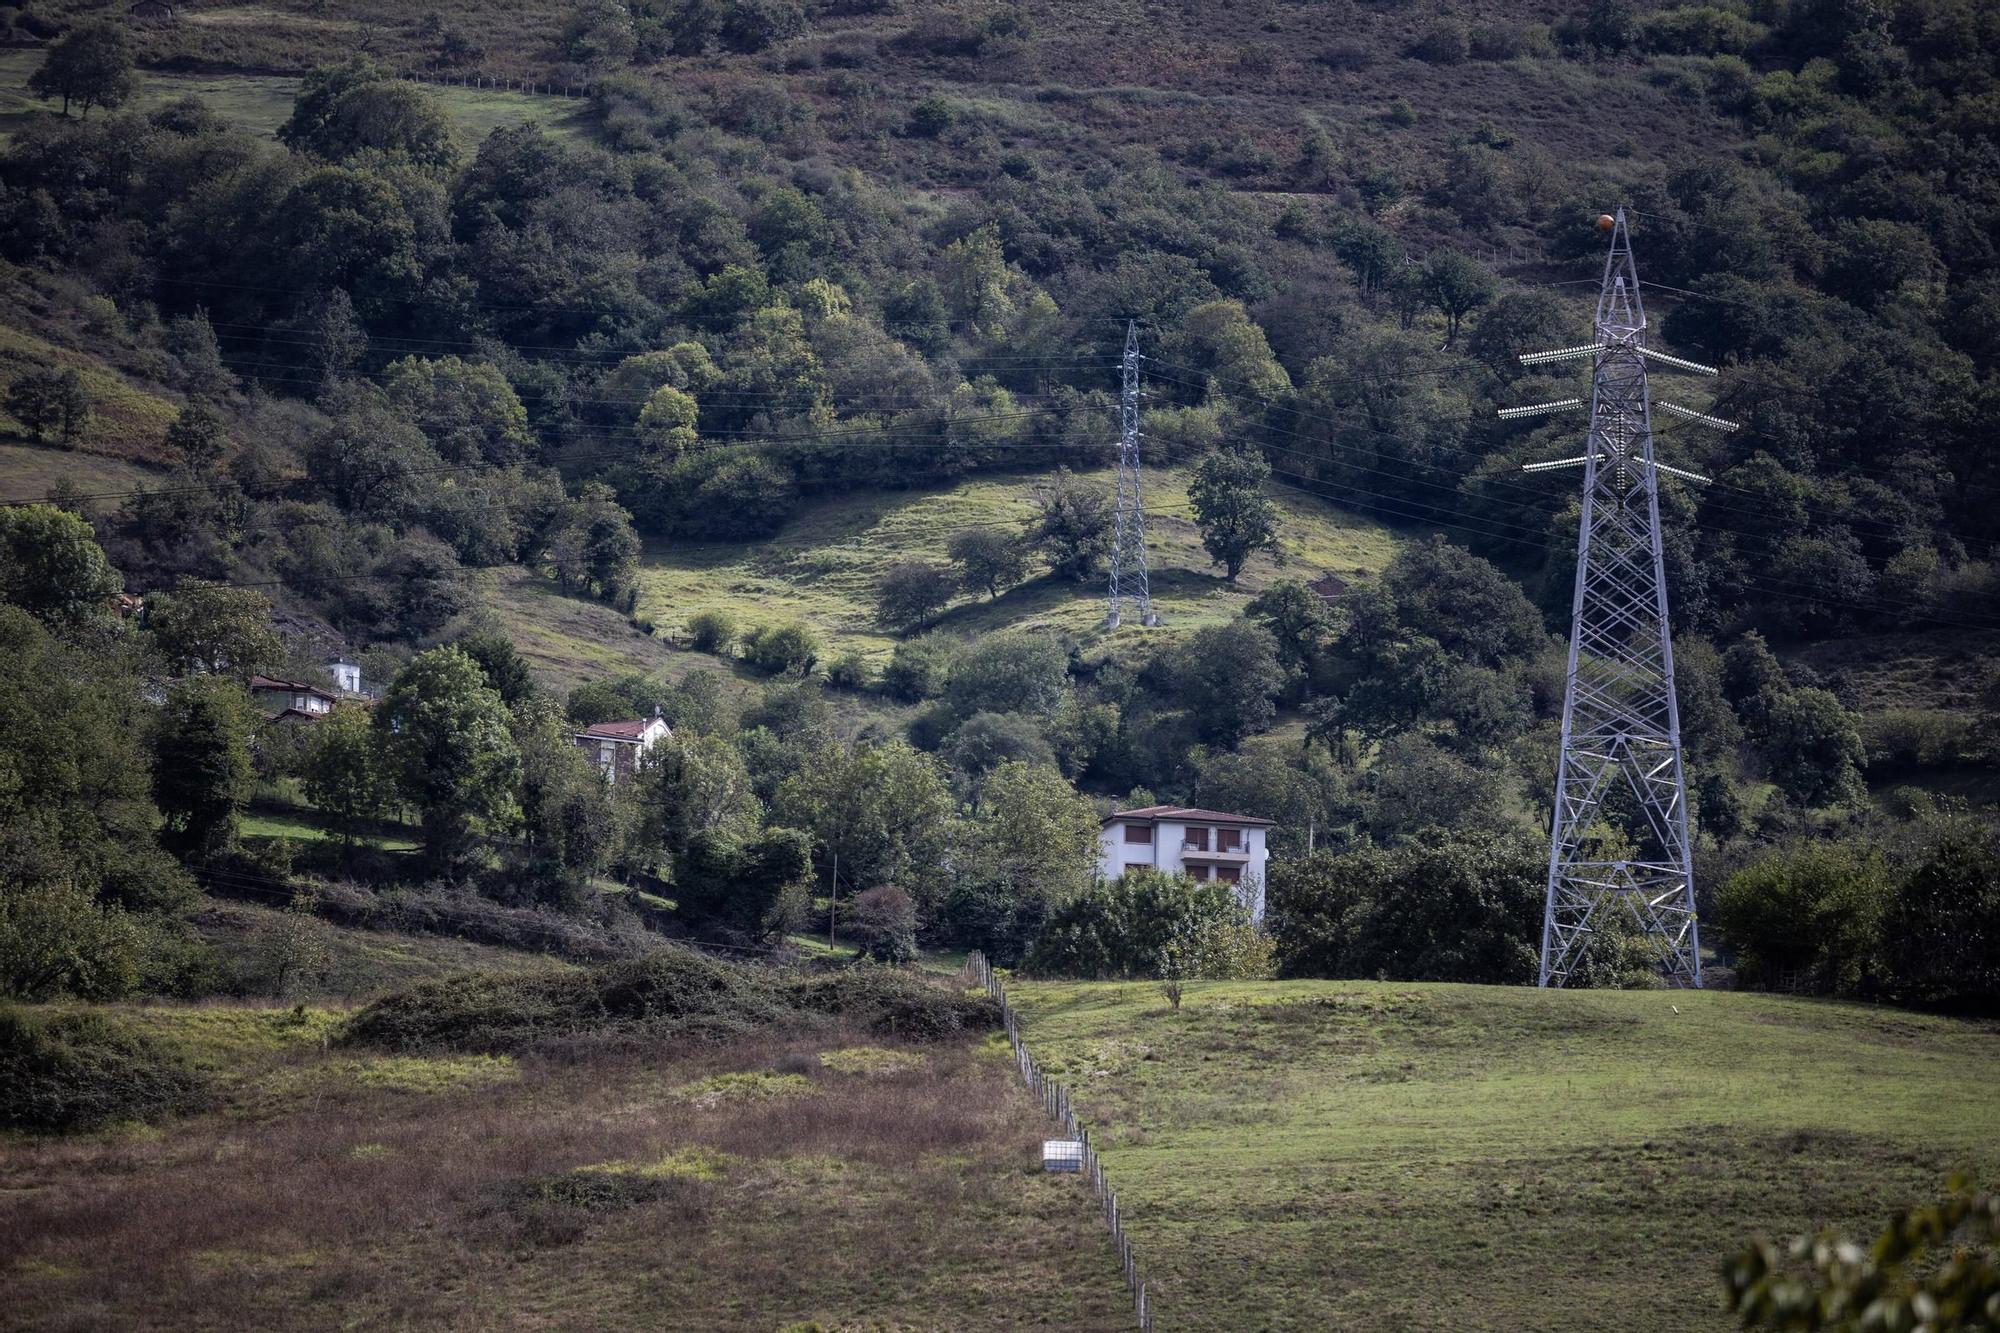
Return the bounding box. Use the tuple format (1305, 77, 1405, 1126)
(1, 0, 1998, 1008)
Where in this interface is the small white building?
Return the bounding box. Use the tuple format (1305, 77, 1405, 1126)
(248, 674, 338, 721)
(327, 657, 366, 697)
(1098, 805, 1274, 922)
(573, 711, 671, 784)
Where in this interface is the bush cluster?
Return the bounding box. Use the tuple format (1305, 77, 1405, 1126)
(0, 1007, 210, 1132)
(343, 946, 999, 1053)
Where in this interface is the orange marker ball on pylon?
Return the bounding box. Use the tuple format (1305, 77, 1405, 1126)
(1596, 213, 1616, 231)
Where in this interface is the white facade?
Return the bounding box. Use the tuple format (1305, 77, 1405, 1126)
(328, 659, 364, 695)
(1097, 806, 1273, 923)
(574, 714, 671, 783)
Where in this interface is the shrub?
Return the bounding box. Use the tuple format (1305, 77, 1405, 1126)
(1410, 19, 1469, 64)
(344, 946, 997, 1052)
(0, 883, 140, 1001)
(1024, 870, 1253, 980)
(1266, 834, 1543, 984)
(907, 94, 958, 138)
(744, 622, 821, 676)
(851, 885, 918, 964)
(0, 1008, 209, 1132)
(784, 968, 1000, 1040)
(1714, 843, 1891, 996)
(686, 609, 737, 654)
(881, 634, 960, 702)
(825, 651, 872, 691)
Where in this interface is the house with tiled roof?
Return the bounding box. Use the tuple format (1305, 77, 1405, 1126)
(573, 711, 671, 784)
(1098, 805, 1274, 922)
(248, 675, 339, 722)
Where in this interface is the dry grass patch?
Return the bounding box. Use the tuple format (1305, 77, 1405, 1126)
(0, 1017, 1129, 1330)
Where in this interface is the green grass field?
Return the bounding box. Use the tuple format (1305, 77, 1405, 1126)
(1011, 978, 2000, 1332)
(634, 465, 1401, 667)
(0, 48, 589, 145)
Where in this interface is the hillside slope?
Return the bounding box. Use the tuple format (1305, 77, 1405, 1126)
(1016, 978, 2000, 1332)
(635, 463, 1401, 663)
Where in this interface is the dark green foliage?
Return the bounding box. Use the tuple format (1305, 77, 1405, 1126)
(874, 560, 957, 631)
(1024, 871, 1249, 980)
(881, 634, 958, 703)
(784, 967, 1000, 1040)
(343, 947, 997, 1053)
(1030, 468, 1110, 582)
(1718, 826, 2000, 1011)
(0, 608, 193, 915)
(0, 505, 121, 628)
(945, 632, 1069, 719)
(686, 610, 736, 654)
(1186, 448, 1280, 581)
(27, 21, 136, 118)
(743, 622, 821, 676)
(1880, 826, 2000, 1011)
(947, 527, 1028, 600)
(6, 367, 91, 445)
(1265, 832, 1543, 984)
(1152, 622, 1285, 746)
(151, 677, 257, 857)
(0, 1008, 208, 1132)
(1761, 688, 1867, 807)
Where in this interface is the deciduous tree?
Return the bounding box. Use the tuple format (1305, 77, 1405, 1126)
(375, 647, 521, 875)
(1187, 447, 1280, 581)
(28, 21, 137, 118)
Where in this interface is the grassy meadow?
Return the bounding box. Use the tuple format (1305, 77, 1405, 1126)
(1011, 978, 2000, 1332)
(0, 48, 590, 145)
(0, 1003, 1132, 1330)
(634, 464, 1402, 667)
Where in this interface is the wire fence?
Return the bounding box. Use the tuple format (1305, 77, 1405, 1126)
(959, 951, 1155, 1332)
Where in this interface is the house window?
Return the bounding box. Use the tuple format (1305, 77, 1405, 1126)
(1123, 823, 1153, 844)
(1185, 826, 1209, 851)
(1216, 865, 1242, 884)
(599, 744, 615, 767)
(1217, 828, 1242, 852)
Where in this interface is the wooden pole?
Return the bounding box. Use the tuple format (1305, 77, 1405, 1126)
(827, 850, 838, 947)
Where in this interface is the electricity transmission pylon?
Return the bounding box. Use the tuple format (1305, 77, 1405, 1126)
(1502, 209, 1738, 988)
(1107, 320, 1158, 629)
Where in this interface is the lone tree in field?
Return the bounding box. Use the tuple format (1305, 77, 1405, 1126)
(875, 560, 957, 632)
(28, 22, 138, 119)
(948, 527, 1028, 600)
(1030, 467, 1111, 582)
(1187, 447, 1281, 581)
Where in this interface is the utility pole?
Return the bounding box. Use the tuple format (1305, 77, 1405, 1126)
(1107, 320, 1158, 629)
(1502, 209, 1738, 989)
(828, 850, 838, 948)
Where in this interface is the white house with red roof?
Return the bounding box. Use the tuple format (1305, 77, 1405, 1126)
(573, 711, 671, 784)
(1099, 805, 1274, 922)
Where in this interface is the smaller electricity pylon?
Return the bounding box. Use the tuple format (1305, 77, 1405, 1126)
(1107, 320, 1158, 629)
(1502, 209, 1739, 988)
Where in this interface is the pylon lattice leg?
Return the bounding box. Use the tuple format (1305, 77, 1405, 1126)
(1540, 211, 1702, 990)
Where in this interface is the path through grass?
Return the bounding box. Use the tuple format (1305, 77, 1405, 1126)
(1012, 978, 2000, 1332)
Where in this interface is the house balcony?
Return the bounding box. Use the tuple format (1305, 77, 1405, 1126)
(1180, 845, 1251, 862)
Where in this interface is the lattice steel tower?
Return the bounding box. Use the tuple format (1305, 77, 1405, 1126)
(1502, 210, 1737, 988)
(1107, 320, 1158, 629)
